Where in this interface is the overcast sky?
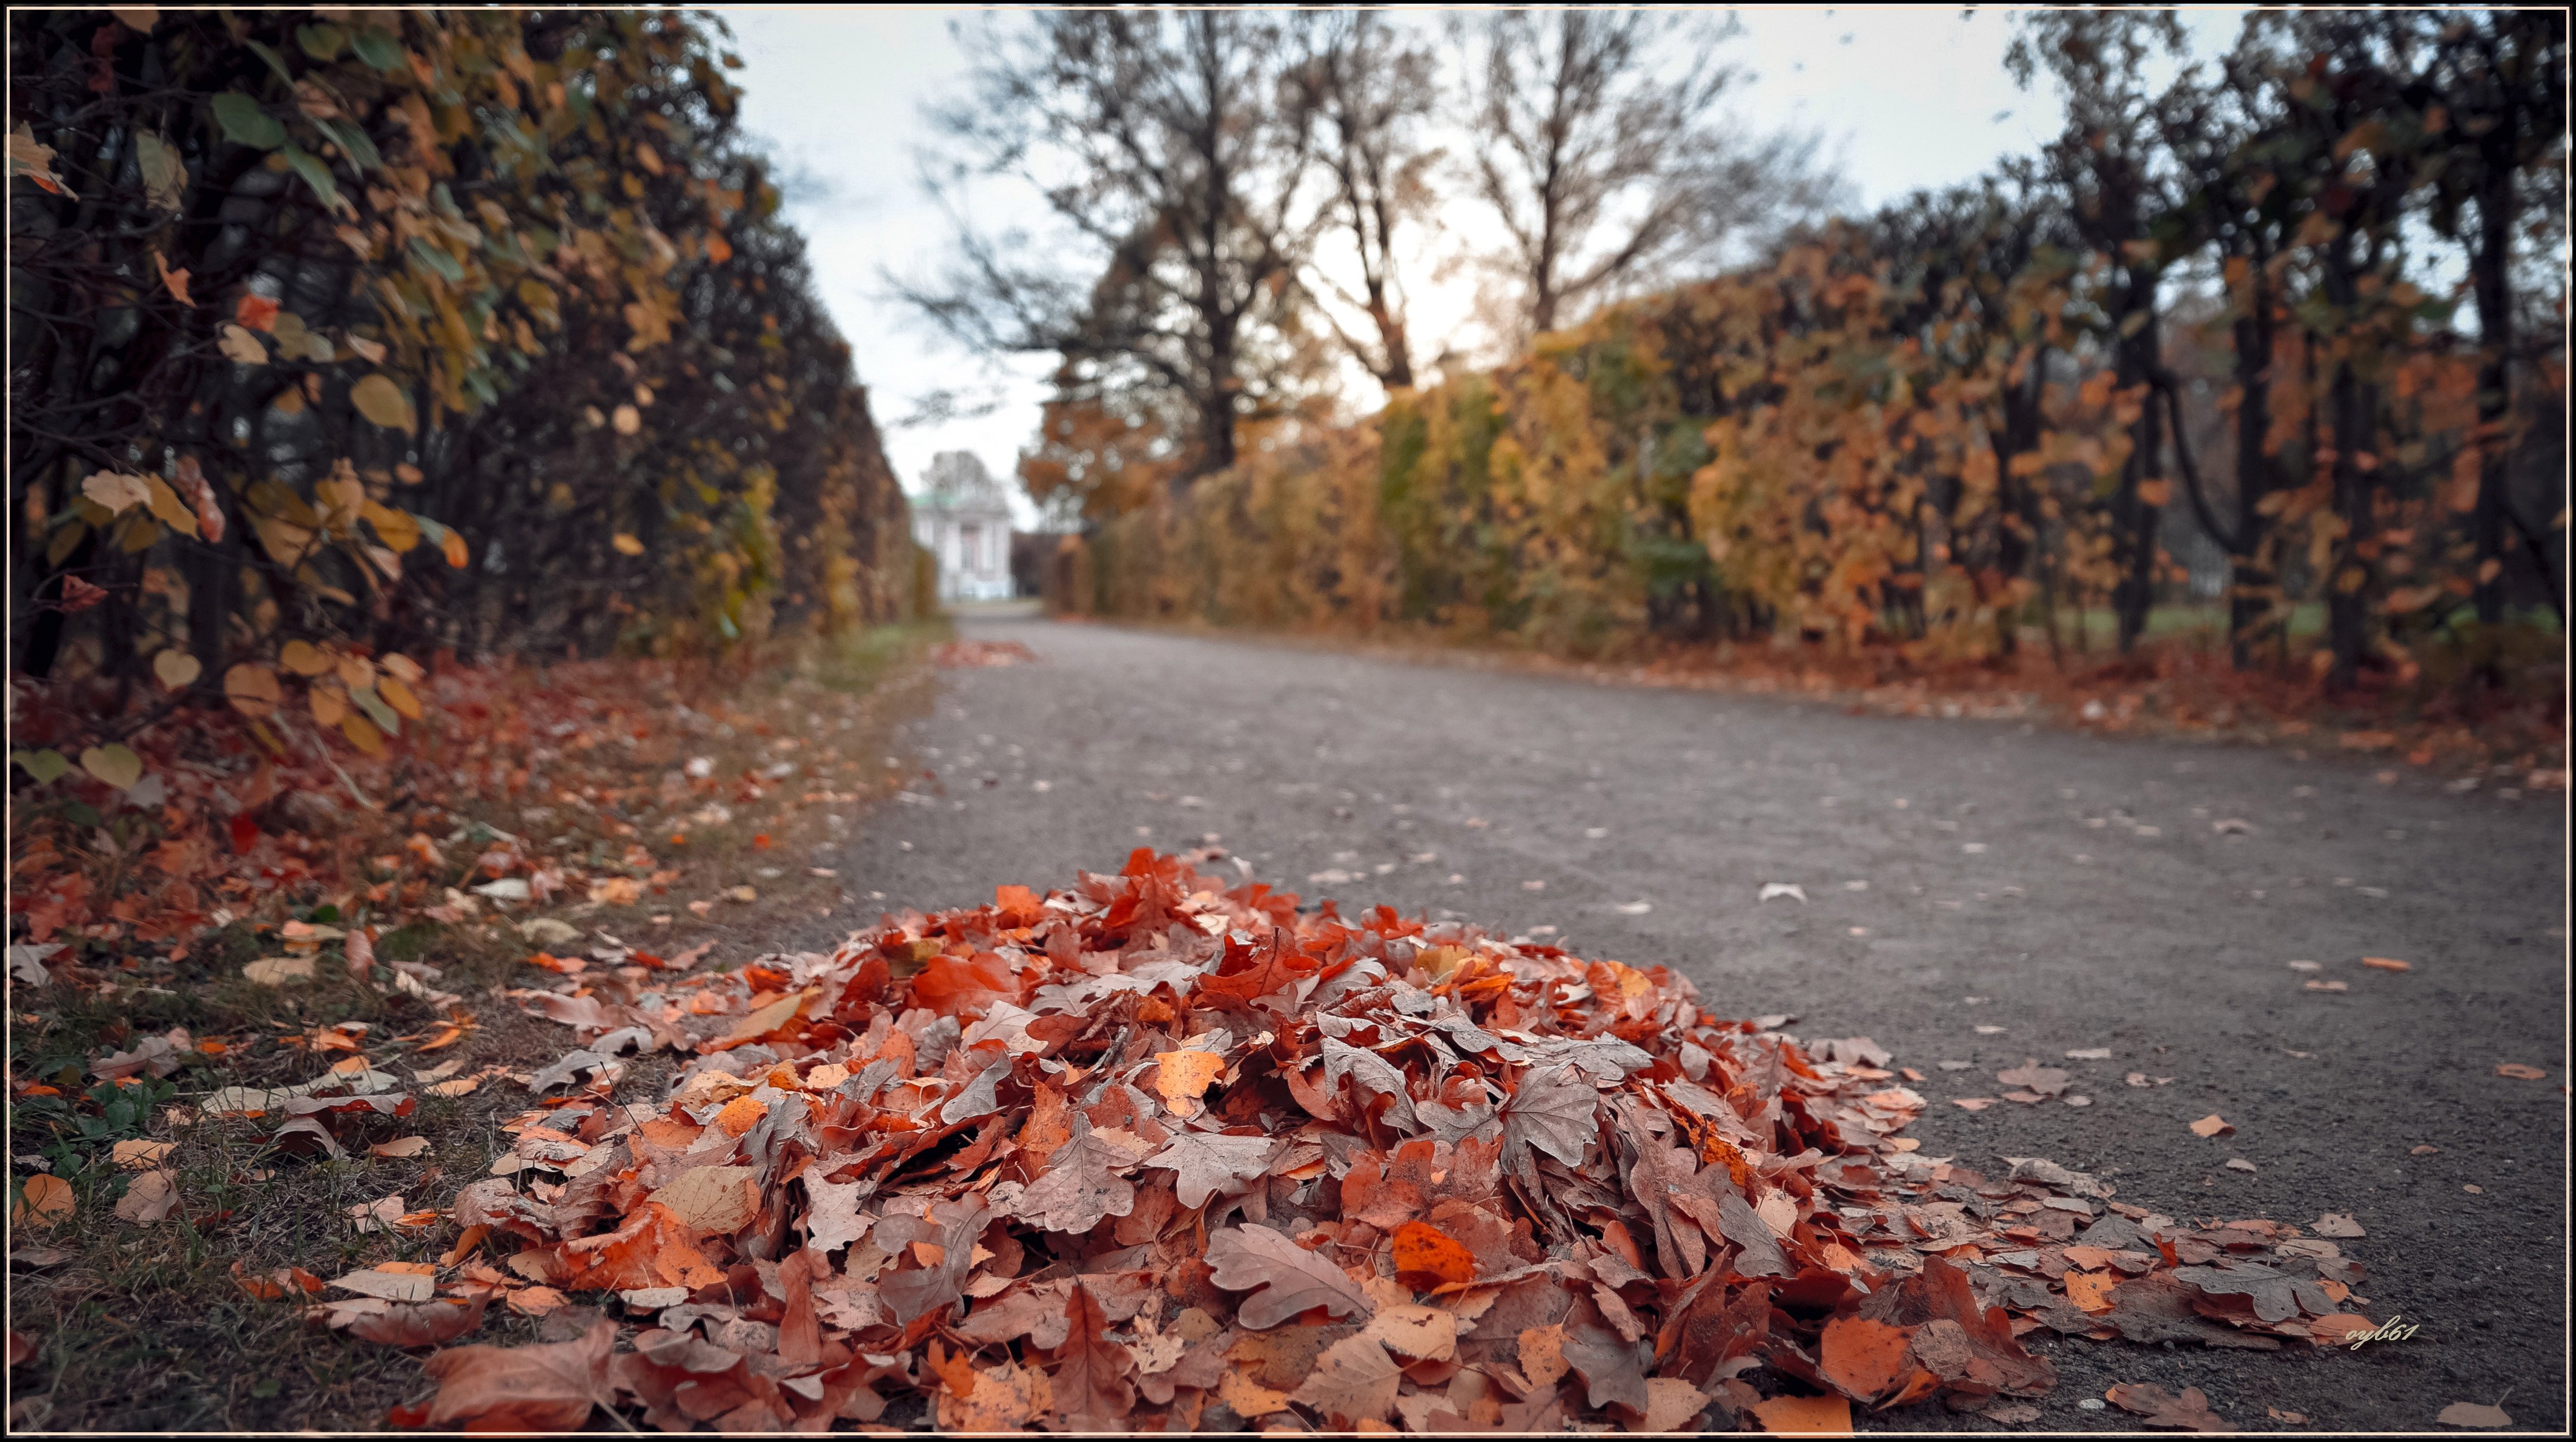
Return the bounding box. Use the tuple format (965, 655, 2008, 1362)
(723, 7, 2245, 522)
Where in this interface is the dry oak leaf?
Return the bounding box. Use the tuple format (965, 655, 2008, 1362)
(1744, 1391, 1854, 1434)
(1205, 1222, 1373, 1329)
(2313, 1212, 2366, 1239)
(335, 1263, 437, 1303)
(1290, 1332, 1402, 1426)
(1816, 1314, 1912, 1401)
(2436, 1401, 2514, 1428)
(2495, 1063, 2546, 1080)
(2105, 1381, 2227, 1431)
(422, 1314, 620, 1430)
(1360, 1303, 1457, 1361)
(115, 1169, 179, 1224)
(2188, 1114, 2234, 1138)
(2063, 1269, 2121, 1313)
(323, 1295, 489, 1349)
(1141, 1129, 1278, 1209)
(1012, 1120, 1142, 1234)
(2360, 956, 2411, 972)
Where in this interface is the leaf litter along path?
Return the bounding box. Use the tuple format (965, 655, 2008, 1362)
(778, 616, 2566, 1431)
(343, 850, 2362, 1432)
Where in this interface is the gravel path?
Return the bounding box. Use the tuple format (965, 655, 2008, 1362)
(781, 613, 2568, 1433)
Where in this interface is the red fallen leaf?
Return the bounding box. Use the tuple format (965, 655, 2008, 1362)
(324, 1294, 491, 1348)
(1048, 1281, 1134, 1430)
(385, 1403, 431, 1428)
(58, 576, 108, 613)
(234, 292, 280, 332)
(910, 950, 1023, 1017)
(422, 1315, 618, 1430)
(7, 1331, 33, 1367)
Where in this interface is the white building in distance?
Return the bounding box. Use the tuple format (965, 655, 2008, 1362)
(910, 451, 1015, 602)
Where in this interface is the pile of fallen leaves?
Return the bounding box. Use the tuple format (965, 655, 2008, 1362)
(933, 639, 1041, 669)
(314, 850, 2359, 1432)
(7, 638, 925, 978)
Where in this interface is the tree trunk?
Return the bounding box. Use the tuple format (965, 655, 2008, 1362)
(2113, 305, 2165, 654)
(2228, 257, 2277, 670)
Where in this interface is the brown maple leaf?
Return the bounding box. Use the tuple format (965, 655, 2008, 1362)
(422, 1314, 618, 1429)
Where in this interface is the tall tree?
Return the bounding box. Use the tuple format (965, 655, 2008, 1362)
(898, 11, 1321, 491)
(2152, 41, 2303, 669)
(1452, 10, 1839, 346)
(2010, 10, 2192, 654)
(2419, 10, 2570, 643)
(1289, 13, 1440, 393)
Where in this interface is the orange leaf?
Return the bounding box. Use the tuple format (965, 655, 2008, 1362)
(1816, 1315, 1912, 1401)
(2359, 956, 2409, 972)
(1389, 1220, 1476, 1288)
(1152, 1048, 1227, 1117)
(12, 1174, 73, 1229)
(1746, 1391, 1853, 1435)
(2063, 1269, 2120, 1314)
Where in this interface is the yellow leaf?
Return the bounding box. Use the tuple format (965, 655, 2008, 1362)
(377, 674, 423, 720)
(1153, 1048, 1228, 1119)
(153, 649, 201, 690)
(345, 334, 386, 363)
(80, 744, 144, 790)
(340, 710, 385, 755)
(280, 640, 332, 676)
(612, 404, 640, 435)
(349, 374, 417, 434)
(612, 532, 645, 556)
(144, 475, 198, 538)
(379, 651, 424, 684)
(336, 654, 375, 691)
(363, 500, 421, 553)
(310, 680, 348, 727)
(225, 662, 281, 717)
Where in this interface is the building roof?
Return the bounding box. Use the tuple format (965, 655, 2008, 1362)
(916, 451, 1013, 520)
